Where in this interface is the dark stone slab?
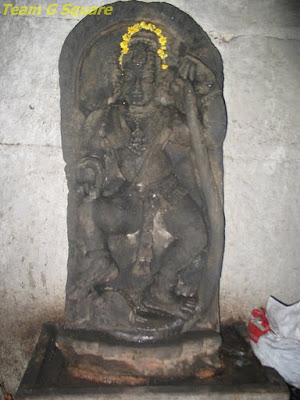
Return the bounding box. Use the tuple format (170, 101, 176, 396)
(60, 0, 227, 342)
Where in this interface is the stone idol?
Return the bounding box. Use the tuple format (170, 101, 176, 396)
(58, 0, 227, 383)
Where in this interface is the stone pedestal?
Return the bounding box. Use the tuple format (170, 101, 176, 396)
(56, 329, 222, 384)
(16, 324, 289, 400)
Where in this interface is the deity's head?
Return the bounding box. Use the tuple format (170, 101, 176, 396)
(121, 38, 159, 106)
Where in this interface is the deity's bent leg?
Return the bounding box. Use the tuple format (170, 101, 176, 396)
(143, 194, 207, 318)
(77, 196, 143, 284)
(76, 200, 119, 288)
(67, 197, 143, 326)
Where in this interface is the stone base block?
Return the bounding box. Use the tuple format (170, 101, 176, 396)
(56, 328, 222, 384)
(16, 324, 289, 400)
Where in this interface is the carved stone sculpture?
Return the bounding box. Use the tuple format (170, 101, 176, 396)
(59, 1, 227, 381)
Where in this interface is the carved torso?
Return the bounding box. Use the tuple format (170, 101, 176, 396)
(87, 104, 192, 190)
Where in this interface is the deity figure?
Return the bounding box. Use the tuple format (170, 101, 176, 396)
(63, 22, 226, 341)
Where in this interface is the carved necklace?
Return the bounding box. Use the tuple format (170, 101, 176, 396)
(128, 119, 146, 155)
(125, 110, 156, 156)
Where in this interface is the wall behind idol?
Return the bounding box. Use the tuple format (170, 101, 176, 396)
(0, 0, 299, 393)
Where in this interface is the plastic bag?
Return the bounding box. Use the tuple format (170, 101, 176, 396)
(248, 297, 300, 388)
(266, 296, 300, 341)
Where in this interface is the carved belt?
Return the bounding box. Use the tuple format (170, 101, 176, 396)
(147, 174, 188, 205)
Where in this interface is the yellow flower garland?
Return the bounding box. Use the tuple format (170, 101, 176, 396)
(119, 22, 168, 70)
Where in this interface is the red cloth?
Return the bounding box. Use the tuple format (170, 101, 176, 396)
(248, 308, 273, 343)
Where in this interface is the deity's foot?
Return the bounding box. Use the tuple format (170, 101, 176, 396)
(174, 262, 203, 298)
(138, 291, 197, 321)
(174, 279, 198, 298)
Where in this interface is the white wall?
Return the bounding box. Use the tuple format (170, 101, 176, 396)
(0, 0, 299, 393)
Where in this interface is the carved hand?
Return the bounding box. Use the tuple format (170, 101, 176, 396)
(179, 54, 219, 96)
(180, 55, 226, 148)
(75, 157, 104, 201)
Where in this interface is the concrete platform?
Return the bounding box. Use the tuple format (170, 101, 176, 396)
(16, 324, 289, 400)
